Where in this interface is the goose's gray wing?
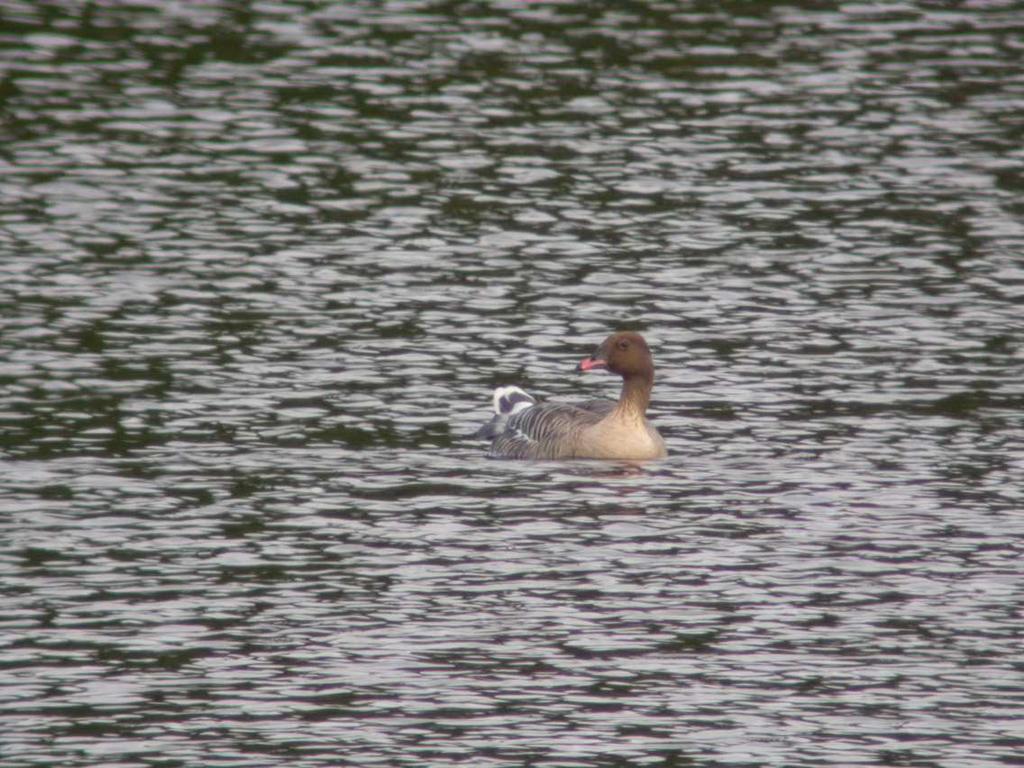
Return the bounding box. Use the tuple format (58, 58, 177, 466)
(489, 400, 613, 459)
(575, 399, 616, 416)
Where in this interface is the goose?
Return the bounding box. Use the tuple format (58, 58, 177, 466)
(475, 331, 667, 460)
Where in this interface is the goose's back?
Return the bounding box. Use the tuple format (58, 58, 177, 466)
(489, 400, 614, 459)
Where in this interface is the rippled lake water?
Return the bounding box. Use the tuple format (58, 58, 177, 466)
(2, 1, 1023, 766)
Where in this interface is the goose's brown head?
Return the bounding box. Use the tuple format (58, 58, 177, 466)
(577, 332, 654, 379)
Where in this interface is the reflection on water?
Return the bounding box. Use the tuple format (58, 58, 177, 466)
(1, 1, 1023, 766)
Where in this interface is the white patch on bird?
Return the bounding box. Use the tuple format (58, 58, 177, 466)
(492, 385, 535, 415)
(509, 427, 534, 444)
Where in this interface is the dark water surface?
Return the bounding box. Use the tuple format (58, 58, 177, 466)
(2, 1, 1023, 766)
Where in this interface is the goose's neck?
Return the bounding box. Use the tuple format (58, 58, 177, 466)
(615, 372, 653, 421)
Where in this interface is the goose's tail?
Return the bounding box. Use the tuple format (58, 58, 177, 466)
(473, 386, 536, 439)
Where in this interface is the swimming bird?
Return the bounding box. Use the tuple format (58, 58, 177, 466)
(476, 331, 667, 460)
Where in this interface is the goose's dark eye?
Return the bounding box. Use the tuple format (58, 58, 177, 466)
(617, 340, 629, 351)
